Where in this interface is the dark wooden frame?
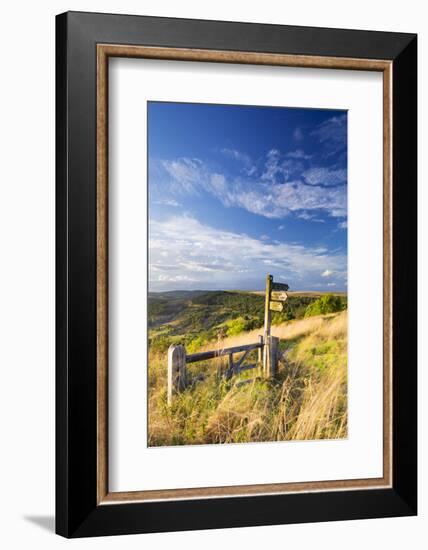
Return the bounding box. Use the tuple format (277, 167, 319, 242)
(56, 11, 417, 538)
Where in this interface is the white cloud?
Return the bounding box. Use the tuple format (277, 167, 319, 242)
(158, 156, 347, 220)
(153, 141, 348, 224)
(149, 215, 346, 290)
(297, 211, 313, 221)
(303, 167, 347, 186)
(311, 114, 347, 156)
(321, 269, 334, 277)
(231, 181, 346, 219)
(153, 198, 181, 207)
(296, 211, 325, 223)
(158, 274, 197, 283)
(286, 149, 311, 160)
(162, 158, 203, 195)
(338, 220, 348, 229)
(261, 148, 281, 182)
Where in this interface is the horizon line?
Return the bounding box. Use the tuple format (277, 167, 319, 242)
(148, 288, 347, 293)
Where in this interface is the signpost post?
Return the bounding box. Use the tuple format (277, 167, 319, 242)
(263, 274, 289, 378)
(263, 275, 273, 376)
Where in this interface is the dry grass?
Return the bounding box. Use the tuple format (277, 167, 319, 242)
(199, 313, 338, 353)
(148, 311, 347, 446)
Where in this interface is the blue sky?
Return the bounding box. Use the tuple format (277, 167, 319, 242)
(148, 102, 347, 292)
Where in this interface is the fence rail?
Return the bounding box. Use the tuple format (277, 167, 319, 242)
(185, 341, 262, 364)
(167, 334, 279, 404)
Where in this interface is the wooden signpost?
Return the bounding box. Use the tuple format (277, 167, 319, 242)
(271, 290, 288, 302)
(262, 275, 273, 376)
(271, 281, 290, 292)
(262, 274, 289, 377)
(269, 301, 284, 312)
(269, 279, 289, 315)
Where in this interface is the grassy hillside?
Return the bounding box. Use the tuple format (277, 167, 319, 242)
(148, 292, 348, 446)
(148, 290, 346, 354)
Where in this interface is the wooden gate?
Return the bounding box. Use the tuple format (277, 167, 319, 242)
(167, 274, 287, 404)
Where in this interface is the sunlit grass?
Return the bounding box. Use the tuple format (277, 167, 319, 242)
(148, 311, 347, 446)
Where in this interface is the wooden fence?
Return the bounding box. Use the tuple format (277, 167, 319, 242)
(167, 335, 279, 404)
(167, 274, 286, 404)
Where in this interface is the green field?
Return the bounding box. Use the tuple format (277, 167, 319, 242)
(148, 290, 348, 446)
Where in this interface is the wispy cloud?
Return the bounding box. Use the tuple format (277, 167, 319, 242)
(153, 198, 182, 207)
(297, 211, 326, 223)
(261, 149, 283, 182)
(311, 113, 347, 156)
(154, 153, 347, 220)
(149, 215, 347, 290)
(303, 167, 347, 186)
(220, 148, 256, 175)
(286, 148, 311, 160)
(162, 158, 203, 194)
(215, 174, 346, 219)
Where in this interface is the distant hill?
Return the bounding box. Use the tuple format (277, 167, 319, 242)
(148, 290, 208, 300)
(250, 290, 347, 297)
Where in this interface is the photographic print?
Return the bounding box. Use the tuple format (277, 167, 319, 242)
(57, 14, 417, 536)
(148, 102, 348, 447)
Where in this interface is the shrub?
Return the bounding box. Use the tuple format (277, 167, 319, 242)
(187, 334, 210, 353)
(150, 334, 173, 353)
(226, 317, 246, 336)
(304, 294, 344, 318)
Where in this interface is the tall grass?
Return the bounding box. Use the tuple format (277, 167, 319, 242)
(148, 311, 347, 446)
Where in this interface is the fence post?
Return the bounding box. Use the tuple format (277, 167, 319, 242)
(266, 335, 279, 379)
(167, 344, 187, 405)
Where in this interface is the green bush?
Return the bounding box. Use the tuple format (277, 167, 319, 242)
(150, 334, 173, 353)
(304, 294, 345, 318)
(226, 317, 247, 336)
(187, 334, 210, 353)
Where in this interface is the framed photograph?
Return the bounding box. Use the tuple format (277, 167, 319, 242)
(56, 11, 417, 537)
